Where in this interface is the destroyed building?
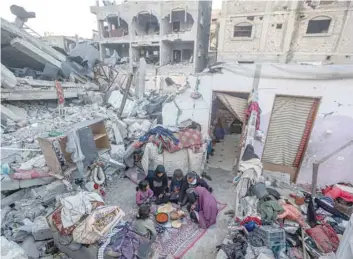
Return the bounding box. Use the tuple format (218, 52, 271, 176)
(90, 0, 212, 73)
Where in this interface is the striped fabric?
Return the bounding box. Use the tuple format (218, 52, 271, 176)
(262, 96, 316, 167)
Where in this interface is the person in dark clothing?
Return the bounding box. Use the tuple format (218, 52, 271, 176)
(179, 171, 213, 205)
(169, 169, 185, 203)
(148, 165, 169, 205)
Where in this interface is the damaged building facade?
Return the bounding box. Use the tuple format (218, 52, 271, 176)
(90, 0, 212, 73)
(217, 0, 353, 64)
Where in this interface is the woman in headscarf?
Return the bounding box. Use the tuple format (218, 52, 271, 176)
(186, 186, 218, 229)
(179, 172, 212, 205)
(148, 165, 169, 205)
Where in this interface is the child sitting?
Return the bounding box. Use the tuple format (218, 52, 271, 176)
(134, 204, 157, 241)
(133, 204, 157, 258)
(169, 169, 184, 203)
(136, 180, 154, 206)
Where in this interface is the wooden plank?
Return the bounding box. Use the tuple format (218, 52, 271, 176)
(37, 137, 62, 175)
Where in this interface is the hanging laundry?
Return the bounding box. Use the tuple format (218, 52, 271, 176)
(245, 101, 261, 130)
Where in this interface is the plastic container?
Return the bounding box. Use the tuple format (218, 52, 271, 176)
(258, 225, 286, 248)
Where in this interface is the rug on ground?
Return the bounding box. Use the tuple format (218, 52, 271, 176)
(154, 201, 227, 259)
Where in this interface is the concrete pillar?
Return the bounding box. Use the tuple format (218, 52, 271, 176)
(136, 57, 146, 99)
(99, 43, 107, 61)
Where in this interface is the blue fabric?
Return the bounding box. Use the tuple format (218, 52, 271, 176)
(146, 170, 155, 183)
(170, 179, 183, 193)
(214, 127, 225, 140)
(139, 126, 179, 145)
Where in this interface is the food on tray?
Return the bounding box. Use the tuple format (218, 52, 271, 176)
(155, 212, 169, 224)
(171, 220, 182, 228)
(157, 203, 174, 214)
(170, 211, 179, 220)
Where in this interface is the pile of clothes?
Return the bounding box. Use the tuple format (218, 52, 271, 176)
(218, 144, 353, 259)
(49, 191, 125, 249)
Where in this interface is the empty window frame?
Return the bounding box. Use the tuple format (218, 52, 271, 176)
(233, 23, 252, 37)
(306, 16, 331, 34)
(173, 21, 181, 32)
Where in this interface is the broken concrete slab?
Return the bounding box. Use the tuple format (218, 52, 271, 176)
(21, 235, 40, 259)
(30, 180, 67, 203)
(17, 78, 83, 88)
(1, 18, 66, 62)
(11, 38, 62, 68)
(3, 104, 28, 120)
(1, 175, 20, 191)
(1, 88, 79, 101)
(1, 236, 28, 259)
(1, 64, 17, 88)
(1, 104, 22, 122)
(1, 189, 26, 208)
(19, 177, 56, 189)
(19, 155, 46, 170)
(32, 216, 52, 241)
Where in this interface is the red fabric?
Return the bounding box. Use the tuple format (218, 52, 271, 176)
(55, 81, 65, 105)
(240, 216, 262, 226)
(306, 224, 339, 253)
(245, 102, 260, 130)
(51, 201, 104, 236)
(322, 186, 353, 202)
(11, 169, 50, 180)
(176, 129, 203, 152)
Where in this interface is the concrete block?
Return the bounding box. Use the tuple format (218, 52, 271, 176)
(21, 236, 40, 259)
(1, 175, 20, 191)
(1, 64, 17, 89)
(1, 189, 26, 208)
(32, 216, 52, 241)
(1, 236, 28, 259)
(19, 177, 55, 189)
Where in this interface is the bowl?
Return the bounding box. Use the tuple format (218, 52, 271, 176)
(170, 211, 179, 220)
(155, 212, 169, 224)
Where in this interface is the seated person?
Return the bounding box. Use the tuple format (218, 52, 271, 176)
(148, 165, 169, 205)
(169, 169, 184, 203)
(186, 186, 218, 229)
(179, 171, 213, 205)
(133, 204, 157, 258)
(136, 180, 154, 206)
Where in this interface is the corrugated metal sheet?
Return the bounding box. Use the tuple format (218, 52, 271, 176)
(216, 93, 248, 122)
(262, 96, 315, 167)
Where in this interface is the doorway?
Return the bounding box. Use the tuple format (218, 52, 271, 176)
(208, 91, 250, 171)
(262, 95, 320, 182)
(173, 50, 181, 63)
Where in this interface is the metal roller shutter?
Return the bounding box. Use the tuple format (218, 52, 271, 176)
(216, 93, 248, 122)
(262, 96, 316, 167)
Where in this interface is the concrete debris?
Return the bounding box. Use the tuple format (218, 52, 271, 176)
(1, 64, 17, 89)
(21, 236, 40, 259)
(32, 216, 53, 241)
(1, 236, 28, 259)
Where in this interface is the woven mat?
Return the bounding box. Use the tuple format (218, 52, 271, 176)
(154, 202, 227, 259)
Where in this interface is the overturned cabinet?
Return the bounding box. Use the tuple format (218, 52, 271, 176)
(38, 118, 111, 176)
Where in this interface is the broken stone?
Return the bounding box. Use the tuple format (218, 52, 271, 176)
(1, 206, 11, 223)
(1, 189, 26, 208)
(19, 177, 56, 189)
(21, 235, 40, 259)
(110, 144, 125, 162)
(30, 180, 67, 203)
(32, 216, 52, 241)
(1, 236, 28, 259)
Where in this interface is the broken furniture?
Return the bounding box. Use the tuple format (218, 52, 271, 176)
(38, 118, 111, 176)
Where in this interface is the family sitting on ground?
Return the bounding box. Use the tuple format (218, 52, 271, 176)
(135, 165, 218, 229)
